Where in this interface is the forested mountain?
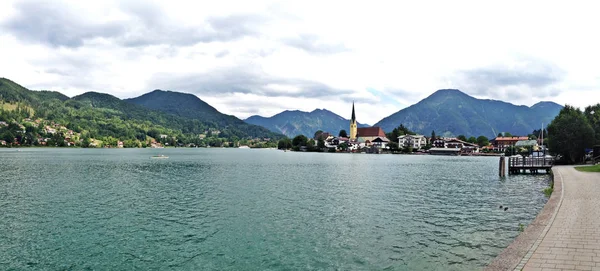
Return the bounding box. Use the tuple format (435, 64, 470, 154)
(245, 109, 369, 138)
(125, 90, 278, 139)
(126, 90, 220, 119)
(0, 78, 68, 104)
(374, 89, 563, 137)
(0, 78, 283, 147)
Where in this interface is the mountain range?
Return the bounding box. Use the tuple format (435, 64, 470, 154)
(0, 78, 284, 143)
(245, 89, 562, 138)
(373, 89, 562, 138)
(1, 77, 563, 141)
(245, 109, 369, 138)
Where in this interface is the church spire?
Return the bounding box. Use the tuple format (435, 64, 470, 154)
(350, 101, 358, 141)
(351, 101, 356, 122)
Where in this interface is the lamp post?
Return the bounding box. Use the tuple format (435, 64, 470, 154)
(592, 110, 596, 164)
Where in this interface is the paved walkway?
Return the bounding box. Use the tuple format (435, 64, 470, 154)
(523, 166, 600, 271)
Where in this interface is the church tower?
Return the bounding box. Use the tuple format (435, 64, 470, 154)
(350, 102, 357, 141)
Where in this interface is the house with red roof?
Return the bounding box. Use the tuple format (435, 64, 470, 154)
(490, 136, 529, 152)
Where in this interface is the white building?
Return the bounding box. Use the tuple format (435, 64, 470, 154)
(398, 134, 427, 149)
(371, 137, 390, 149)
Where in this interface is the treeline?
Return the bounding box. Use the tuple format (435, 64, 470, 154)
(547, 104, 600, 164)
(0, 99, 276, 148)
(277, 135, 334, 152)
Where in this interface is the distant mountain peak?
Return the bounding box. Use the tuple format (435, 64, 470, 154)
(531, 101, 562, 108)
(434, 88, 463, 93)
(245, 108, 368, 138)
(126, 89, 222, 118)
(374, 89, 563, 137)
(75, 91, 114, 97)
(425, 89, 472, 99)
(73, 91, 121, 101)
(310, 108, 336, 114)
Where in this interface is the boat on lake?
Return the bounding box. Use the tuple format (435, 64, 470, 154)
(151, 154, 169, 159)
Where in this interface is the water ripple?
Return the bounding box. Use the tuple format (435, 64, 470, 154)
(0, 149, 549, 270)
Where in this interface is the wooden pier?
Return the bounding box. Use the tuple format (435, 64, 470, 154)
(506, 155, 554, 174)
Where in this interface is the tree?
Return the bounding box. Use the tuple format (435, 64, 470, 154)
(292, 135, 308, 147)
(338, 129, 348, 138)
(584, 104, 600, 145)
(457, 135, 467, 141)
(504, 145, 517, 156)
(338, 142, 348, 151)
(317, 138, 325, 149)
(547, 105, 595, 164)
(2, 131, 15, 144)
(431, 130, 436, 140)
(387, 141, 399, 151)
(313, 130, 323, 140)
(386, 124, 415, 141)
(467, 136, 477, 143)
(386, 128, 399, 142)
(277, 138, 292, 149)
(397, 124, 414, 135)
(476, 136, 489, 147)
(82, 137, 92, 148)
(307, 139, 315, 151)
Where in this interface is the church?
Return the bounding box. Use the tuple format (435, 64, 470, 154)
(349, 103, 389, 149)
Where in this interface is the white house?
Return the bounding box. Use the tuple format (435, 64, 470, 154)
(45, 127, 57, 134)
(398, 134, 427, 149)
(431, 137, 480, 154)
(371, 137, 390, 149)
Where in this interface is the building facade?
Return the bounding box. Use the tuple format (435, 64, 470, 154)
(398, 134, 427, 149)
(491, 136, 529, 152)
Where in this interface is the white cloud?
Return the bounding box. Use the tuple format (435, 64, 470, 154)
(1, 0, 600, 124)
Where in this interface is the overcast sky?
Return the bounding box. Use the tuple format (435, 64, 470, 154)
(1, 0, 599, 124)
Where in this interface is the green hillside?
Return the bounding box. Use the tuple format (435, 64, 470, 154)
(125, 90, 283, 139)
(0, 78, 283, 147)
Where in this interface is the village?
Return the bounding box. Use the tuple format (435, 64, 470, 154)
(306, 129, 539, 156)
(289, 103, 545, 156)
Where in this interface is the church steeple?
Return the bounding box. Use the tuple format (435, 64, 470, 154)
(350, 102, 357, 141)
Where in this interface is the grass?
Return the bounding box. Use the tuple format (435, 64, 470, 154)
(575, 164, 600, 172)
(543, 177, 554, 198)
(543, 186, 553, 197)
(0, 101, 35, 115)
(0, 101, 18, 111)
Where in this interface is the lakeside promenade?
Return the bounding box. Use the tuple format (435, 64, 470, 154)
(522, 166, 600, 270)
(489, 166, 600, 270)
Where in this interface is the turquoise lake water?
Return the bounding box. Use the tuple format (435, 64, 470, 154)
(0, 148, 550, 270)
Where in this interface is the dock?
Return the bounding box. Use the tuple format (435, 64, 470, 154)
(507, 155, 553, 174)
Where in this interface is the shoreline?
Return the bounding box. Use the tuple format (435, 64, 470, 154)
(485, 167, 564, 271)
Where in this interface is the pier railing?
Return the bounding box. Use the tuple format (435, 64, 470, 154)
(506, 155, 554, 174)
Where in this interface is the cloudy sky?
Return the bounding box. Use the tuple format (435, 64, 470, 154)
(1, 0, 599, 124)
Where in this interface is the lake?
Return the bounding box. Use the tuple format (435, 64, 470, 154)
(0, 148, 550, 270)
